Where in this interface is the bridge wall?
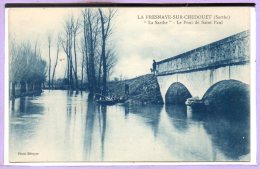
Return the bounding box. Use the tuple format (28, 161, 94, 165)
(156, 31, 250, 103)
(157, 63, 250, 103)
(156, 31, 250, 76)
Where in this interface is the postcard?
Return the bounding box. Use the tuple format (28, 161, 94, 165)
(5, 5, 256, 163)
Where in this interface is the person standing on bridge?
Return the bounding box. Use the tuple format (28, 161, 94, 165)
(152, 59, 157, 75)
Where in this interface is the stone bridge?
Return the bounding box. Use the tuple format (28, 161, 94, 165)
(156, 30, 250, 106)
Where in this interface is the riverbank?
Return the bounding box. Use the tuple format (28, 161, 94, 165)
(107, 74, 163, 105)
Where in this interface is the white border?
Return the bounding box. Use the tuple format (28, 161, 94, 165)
(4, 7, 257, 166)
(4, 8, 9, 166)
(249, 6, 257, 165)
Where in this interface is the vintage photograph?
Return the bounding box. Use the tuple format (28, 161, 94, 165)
(7, 6, 253, 162)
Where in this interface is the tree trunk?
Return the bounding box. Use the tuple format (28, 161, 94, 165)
(73, 32, 78, 90)
(81, 50, 84, 90)
(97, 55, 102, 91)
(11, 81, 16, 98)
(101, 41, 107, 97)
(69, 31, 73, 90)
(48, 39, 51, 90)
(21, 81, 26, 94)
(83, 12, 89, 91)
(87, 11, 96, 96)
(52, 43, 59, 90)
(99, 9, 107, 97)
(67, 56, 70, 89)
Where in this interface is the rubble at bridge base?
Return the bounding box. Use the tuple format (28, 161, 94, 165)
(107, 74, 164, 105)
(185, 97, 206, 112)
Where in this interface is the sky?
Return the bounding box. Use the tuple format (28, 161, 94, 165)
(7, 7, 251, 79)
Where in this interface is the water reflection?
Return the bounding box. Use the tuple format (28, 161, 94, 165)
(165, 104, 188, 132)
(84, 98, 96, 160)
(192, 106, 249, 160)
(130, 104, 162, 137)
(83, 98, 108, 161)
(163, 104, 250, 161)
(11, 96, 44, 117)
(9, 90, 250, 162)
(19, 97, 26, 113)
(203, 110, 250, 160)
(11, 98, 15, 111)
(99, 105, 107, 160)
(124, 103, 130, 119)
(9, 96, 45, 160)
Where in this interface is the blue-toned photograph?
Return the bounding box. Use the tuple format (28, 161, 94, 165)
(7, 6, 253, 162)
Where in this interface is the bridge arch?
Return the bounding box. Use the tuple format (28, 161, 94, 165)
(165, 82, 192, 105)
(202, 79, 250, 114)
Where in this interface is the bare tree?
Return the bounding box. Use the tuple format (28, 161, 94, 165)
(61, 15, 77, 90)
(82, 10, 90, 84)
(48, 34, 51, 89)
(106, 48, 117, 80)
(80, 38, 85, 90)
(51, 34, 61, 89)
(82, 9, 100, 97)
(98, 8, 116, 97)
(72, 17, 80, 90)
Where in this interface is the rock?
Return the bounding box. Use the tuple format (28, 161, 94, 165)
(108, 74, 163, 105)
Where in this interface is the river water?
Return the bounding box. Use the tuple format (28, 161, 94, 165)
(9, 90, 250, 162)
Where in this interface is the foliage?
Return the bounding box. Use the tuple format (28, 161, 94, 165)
(10, 40, 46, 83)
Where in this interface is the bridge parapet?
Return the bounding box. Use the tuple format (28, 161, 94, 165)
(157, 30, 250, 76)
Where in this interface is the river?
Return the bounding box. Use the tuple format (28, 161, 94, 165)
(9, 90, 250, 162)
